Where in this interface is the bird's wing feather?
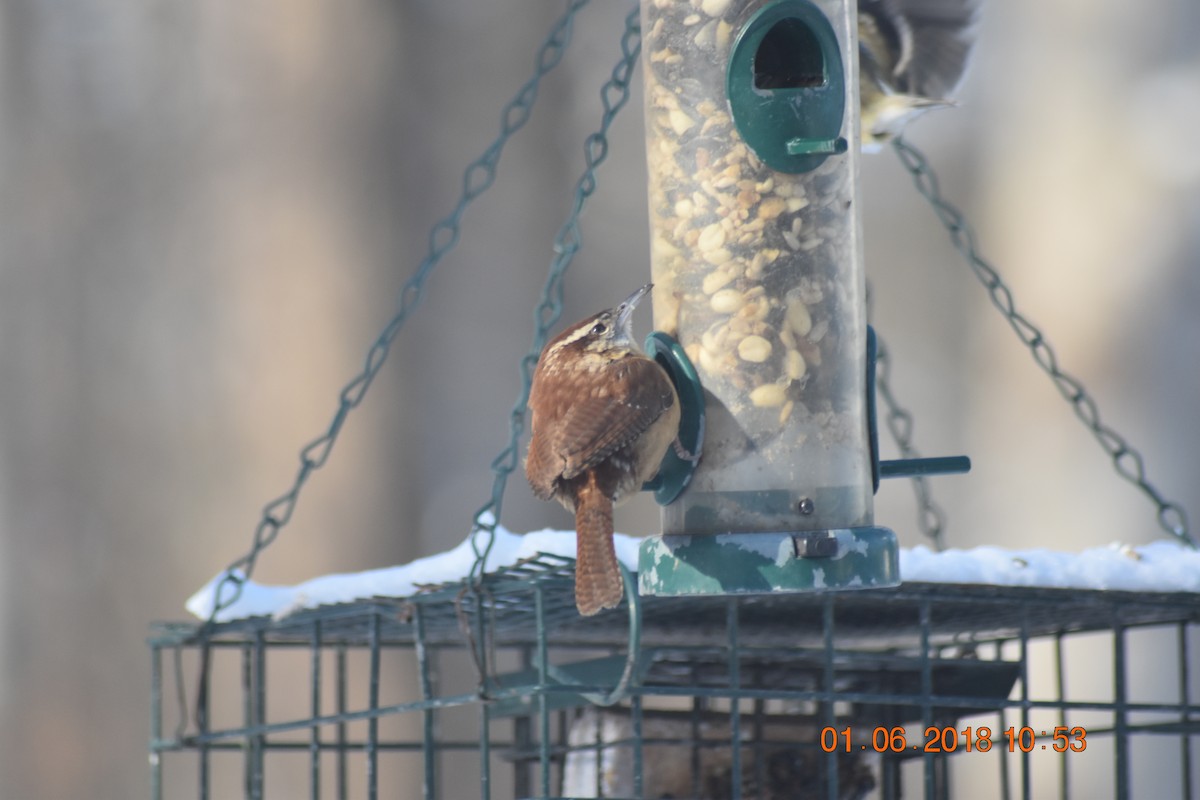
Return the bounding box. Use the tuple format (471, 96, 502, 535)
(525, 420, 563, 501)
(884, 0, 980, 98)
(554, 358, 676, 480)
(526, 356, 675, 497)
(860, 0, 913, 77)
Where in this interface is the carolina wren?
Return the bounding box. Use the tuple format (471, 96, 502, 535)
(525, 284, 681, 616)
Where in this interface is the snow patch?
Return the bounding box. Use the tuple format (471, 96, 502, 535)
(188, 526, 1200, 623)
(900, 540, 1200, 592)
(187, 518, 641, 623)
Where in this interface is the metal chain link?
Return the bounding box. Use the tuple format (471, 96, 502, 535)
(874, 328, 948, 550)
(892, 135, 1196, 549)
(203, 0, 594, 626)
(467, 4, 642, 583)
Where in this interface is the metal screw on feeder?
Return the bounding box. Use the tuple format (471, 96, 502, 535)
(635, 0, 967, 596)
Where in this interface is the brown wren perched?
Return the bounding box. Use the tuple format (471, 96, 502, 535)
(525, 284, 681, 616)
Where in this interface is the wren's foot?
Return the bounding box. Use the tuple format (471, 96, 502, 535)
(672, 436, 700, 464)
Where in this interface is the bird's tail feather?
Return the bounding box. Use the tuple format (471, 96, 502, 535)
(573, 476, 624, 616)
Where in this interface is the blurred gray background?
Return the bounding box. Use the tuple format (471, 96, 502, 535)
(1, 0, 1198, 797)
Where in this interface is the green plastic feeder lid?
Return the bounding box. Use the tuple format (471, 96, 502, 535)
(726, 0, 848, 173)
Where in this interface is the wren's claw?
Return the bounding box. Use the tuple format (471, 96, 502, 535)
(671, 436, 700, 464)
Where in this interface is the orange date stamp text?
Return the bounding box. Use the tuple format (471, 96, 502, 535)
(820, 725, 1088, 754)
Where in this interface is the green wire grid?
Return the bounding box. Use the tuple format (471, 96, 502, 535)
(150, 555, 1200, 800)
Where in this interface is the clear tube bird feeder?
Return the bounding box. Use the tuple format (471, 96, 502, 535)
(638, 0, 899, 594)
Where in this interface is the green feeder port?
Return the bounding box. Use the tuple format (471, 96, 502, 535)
(641, 331, 706, 506)
(727, 0, 849, 173)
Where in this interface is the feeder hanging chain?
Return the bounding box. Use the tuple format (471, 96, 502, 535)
(203, 0, 595, 625)
(873, 329, 948, 550)
(468, 3, 642, 581)
(892, 136, 1195, 549)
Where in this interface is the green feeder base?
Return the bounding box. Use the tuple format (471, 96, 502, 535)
(638, 527, 899, 597)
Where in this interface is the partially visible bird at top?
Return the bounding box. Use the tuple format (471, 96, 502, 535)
(858, 0, 981, 150)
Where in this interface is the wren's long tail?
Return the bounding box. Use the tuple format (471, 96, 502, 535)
(572, 473, 625, 616)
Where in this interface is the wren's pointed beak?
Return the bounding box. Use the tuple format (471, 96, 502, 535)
(615, 283, 652, 341)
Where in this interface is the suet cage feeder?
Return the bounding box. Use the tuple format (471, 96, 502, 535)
(148, 1, 1198, 798)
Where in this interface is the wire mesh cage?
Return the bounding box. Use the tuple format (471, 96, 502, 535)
(150, 554, 1200, 799)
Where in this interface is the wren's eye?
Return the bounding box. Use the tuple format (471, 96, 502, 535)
(590, 322, 608, 335)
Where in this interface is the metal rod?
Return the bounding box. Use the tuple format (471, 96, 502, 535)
(1055, 633, 1068, 800)
(367, 613, 381, 800)
(311, 621, 322, 800)
(255, 631, 267, 800)
(1020, 617, 1031, 800)
(414, 604, 437, 800)
(592, 699, 604, 798)
(169, 680, 1200, 747)
(823, 595, 839, 800)
(936, 757, 949, 800)
(336, 645, 348, 800)
(998, 665, 1011, 800)
(150, 645, 163, 800)
(920, 599, 935, 800)
(753, 691, 766, 800)
(879, 456, 971, 479)
(1181, 623, 1193, 800)
(728, 599, 741, 799)
(474, 590, 491, 800)
(480, 697, 493, 800)
(242, 643, 255, 800)
(882, 753, 899, 800)
(157, 737, 525, 754)
(555, 707, 569, 795)
(690, 665, 703, 800)
(197, 644, 210, 800)
(1114, 620, 1130, 799)
(578, 563, 642, 707)
(633, 691, 645, 798)
(511, 650, 531, 800)
(535, 584, 550, 798)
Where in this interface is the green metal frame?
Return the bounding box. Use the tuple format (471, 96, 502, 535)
(149, 556, 1200, 800)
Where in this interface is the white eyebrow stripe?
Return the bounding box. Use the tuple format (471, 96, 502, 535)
(545, 312, 612, 355)
(548, 327, 590, 354)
